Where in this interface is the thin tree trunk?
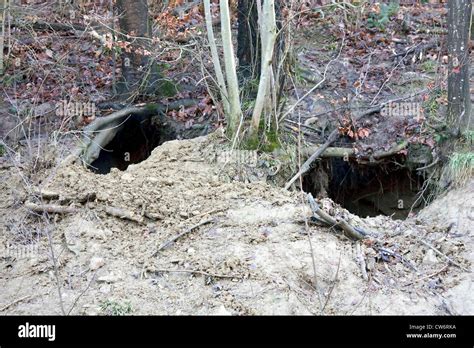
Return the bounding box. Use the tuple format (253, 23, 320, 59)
(237, 0, 260, 78)
(116, 0, 152, 96)
(471, 5, 474, 40)
(110, 0, 117, 95)
(250, 0, 277, 136)
(447, 0, 472, 135)
(203, 0, 230, 115)
(220, 0, 242, 136)
(0, 0, 7, 76)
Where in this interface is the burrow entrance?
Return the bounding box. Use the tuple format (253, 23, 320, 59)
(303, 157, 429, 220)
(89, 114, 177, 174)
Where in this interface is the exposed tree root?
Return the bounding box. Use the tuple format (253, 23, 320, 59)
(302, 140, 409, 161)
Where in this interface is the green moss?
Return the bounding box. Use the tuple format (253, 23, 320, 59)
(144, 103, 160, 113)
(100, 300, 133, 316)
(156, 79, 178, 98)
(423, 88, 447, 118)
(367, 3, 399, 30)
(242, 127, 281, 152)
(242, 133, 260, 150)
(261, 129, 281, 152)
(461, 130, 474, 144)
(420, 60, 437, 73)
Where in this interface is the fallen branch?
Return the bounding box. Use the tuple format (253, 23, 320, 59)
(13, 20, 90, 32)
(285, 129, 339, 189)
(32, 188, 60, 200)
(104, 206, 144, 224)
(24, 202, 77, 214)
(417, 238, 470, 272)
(306, 193, 365, 240)
(392, 40, 438, 58)
(403, 265, 449, 287)
(153, 218, 214, 256)
(153, 268, 243, 280)
(0, 292, 49, 312)
(32, 188, 96, 204)
(355, 242, 368, 281)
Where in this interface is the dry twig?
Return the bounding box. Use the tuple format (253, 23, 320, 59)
(153, 218, 214, 256)
(25, 202, 77, 214)
(306, 193, 365, 240)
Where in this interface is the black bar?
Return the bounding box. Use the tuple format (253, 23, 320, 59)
(0, 316, 472, 346)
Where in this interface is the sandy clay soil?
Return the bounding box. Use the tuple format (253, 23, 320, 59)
(0, 132, 472, 315)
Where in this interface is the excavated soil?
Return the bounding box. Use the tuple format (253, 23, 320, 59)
(0, 132, 472, 315)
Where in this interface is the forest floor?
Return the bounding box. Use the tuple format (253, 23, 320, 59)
(1, 1, 473, 315)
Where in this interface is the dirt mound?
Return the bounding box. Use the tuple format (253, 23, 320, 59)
(416, 181, 474, 314)
(0, 133, 471, 315)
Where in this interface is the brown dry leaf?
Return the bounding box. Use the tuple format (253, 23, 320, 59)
(357, 128, 370, 139)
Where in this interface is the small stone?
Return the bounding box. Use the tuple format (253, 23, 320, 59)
(404, 229, 414, 236)
(97, 273, 121, 283)
(422, 249, 438, 265)
(121, 173, 134, 182)
(213, 304, 231, 316)
(90, 257, 105, 270)
(366, 257, 376, 271)
(29, 257, 39, 267)
(187, 247, 196, 255)
(99, 284, 111, 294)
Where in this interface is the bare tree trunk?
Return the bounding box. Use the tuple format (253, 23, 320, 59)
(220, 0, 242, 136)
(249, 0, 277, 136)
(471, 5, 474, 40)
(237, 0, 260, 78)
(116, 0, 152, 96)
(0, 0, 7, 76)
(203, 0, 230, 116)
(447, 0, 472, 135)
(110, 0, 117, 95)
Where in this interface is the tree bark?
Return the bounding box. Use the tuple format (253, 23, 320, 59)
(250, 0, 277, 137)
(471, 5, 474, 40)
(203, 0, 230, 116)
(116, 0, 153, 96)
(0, 0, 7, 76)
(220, 0, 242, 137)
(447, 0, 472, 136)
(237, 0, 260, 78)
